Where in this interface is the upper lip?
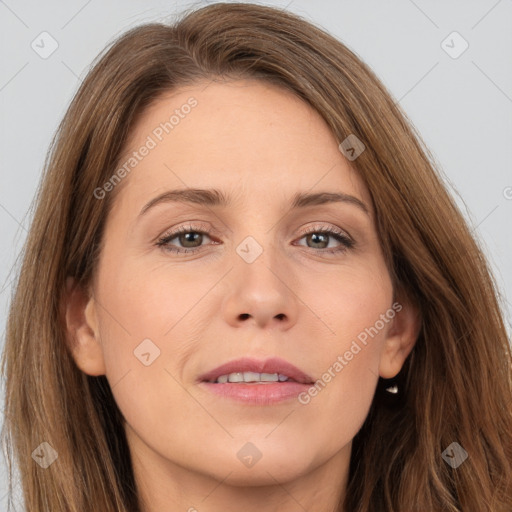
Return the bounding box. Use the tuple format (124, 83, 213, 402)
(198, 357, 314, 384)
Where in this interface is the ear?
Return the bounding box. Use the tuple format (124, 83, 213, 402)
(378, 294, 421, 379)
(63, 276, 106, 376)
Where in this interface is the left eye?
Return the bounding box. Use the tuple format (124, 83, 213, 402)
(294, 230, 353, 251)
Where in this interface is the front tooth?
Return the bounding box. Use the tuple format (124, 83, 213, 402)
(260, 373, 279, 382)
(228, 372, 244, 383)
(243, 371, 261, 382)
(216, 372, 283, 383)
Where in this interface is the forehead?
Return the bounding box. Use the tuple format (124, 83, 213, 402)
(109, 78, 372, 217)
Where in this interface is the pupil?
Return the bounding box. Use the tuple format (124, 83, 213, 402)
(181, 232, 201, 247)
(310, 233, 327, 248)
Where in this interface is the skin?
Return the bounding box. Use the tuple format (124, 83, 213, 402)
(65, 79, 420, 512)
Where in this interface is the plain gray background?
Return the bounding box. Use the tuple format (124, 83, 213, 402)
(1, 0, 511, 508)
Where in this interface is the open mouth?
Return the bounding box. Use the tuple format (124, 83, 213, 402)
(205, 371, 308, 384)
(198, 356, 314, 385)
(198, 357, 315, 404)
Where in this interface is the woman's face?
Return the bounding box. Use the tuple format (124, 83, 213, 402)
(69, 79, 417, 496)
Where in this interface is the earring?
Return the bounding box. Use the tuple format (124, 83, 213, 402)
(385, 384, 399, 394)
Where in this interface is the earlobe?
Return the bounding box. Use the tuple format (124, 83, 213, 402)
(378, 297, 421, 379)
(63, 277, 106, 376)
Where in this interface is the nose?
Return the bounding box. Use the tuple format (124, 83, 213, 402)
(221, 245, 299, 330)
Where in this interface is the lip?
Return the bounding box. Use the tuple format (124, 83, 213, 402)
(197, 357, 315, 405)
(198, 357, 314, 384)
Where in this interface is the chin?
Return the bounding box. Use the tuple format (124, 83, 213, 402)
(212, 461, 311, 487)
(198, 442, 317, 486)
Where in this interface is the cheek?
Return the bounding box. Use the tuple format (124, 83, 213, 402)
(304, 261, 392, 347)
(94, 270, 205, 451)
(297, 263, 392, 420)
(93, 259, 196, 403)
(97, 253, 216, 346)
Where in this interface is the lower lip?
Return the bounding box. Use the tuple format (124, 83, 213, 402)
(200, 381, 313, 405)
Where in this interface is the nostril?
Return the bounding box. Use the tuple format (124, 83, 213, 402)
(239, 313, 250, 320)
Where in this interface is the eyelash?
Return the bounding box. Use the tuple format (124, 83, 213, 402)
(156, 223, 355, 256)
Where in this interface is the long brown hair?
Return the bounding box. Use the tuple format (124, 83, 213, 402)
(2, 2, 511, 511)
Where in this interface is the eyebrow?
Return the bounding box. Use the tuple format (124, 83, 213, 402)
(138, 188, 370, 217)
